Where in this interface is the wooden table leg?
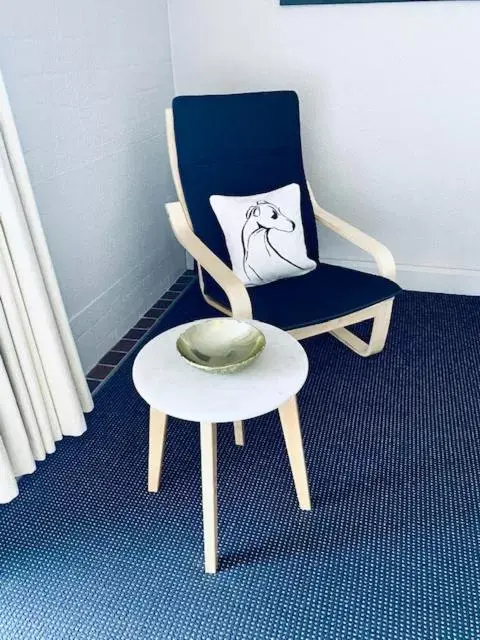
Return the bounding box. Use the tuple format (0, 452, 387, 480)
(233, 420, 245, 446)
(278, 396, 311, 511)
(200, 421, 218, 574)
(148, 408, 167, 492)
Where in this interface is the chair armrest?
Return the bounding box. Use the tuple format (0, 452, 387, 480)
(165, 202, 253, 319)
(308, 185, 396, 281)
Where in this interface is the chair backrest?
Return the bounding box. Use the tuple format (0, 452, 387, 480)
(169, 91, 318, 297)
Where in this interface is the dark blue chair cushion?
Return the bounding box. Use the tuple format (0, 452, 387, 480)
(172, 91, 318, 299)
(206, 264, 401, 331)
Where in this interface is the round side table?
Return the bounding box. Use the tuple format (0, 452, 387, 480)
(132, 319, 311, 574)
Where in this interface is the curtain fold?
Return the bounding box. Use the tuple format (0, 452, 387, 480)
(0, 71, 93, 504)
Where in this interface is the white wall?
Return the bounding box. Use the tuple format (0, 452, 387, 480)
(168, 0, 480, 294)
(0, 0, 185, 372)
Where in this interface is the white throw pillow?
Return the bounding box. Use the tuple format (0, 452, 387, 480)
(209, 183, 316, 287)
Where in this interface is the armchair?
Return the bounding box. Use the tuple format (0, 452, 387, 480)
(164, 91, 401, 442)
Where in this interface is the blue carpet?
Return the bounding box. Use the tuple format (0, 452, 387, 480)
(1, 284, 480, 640)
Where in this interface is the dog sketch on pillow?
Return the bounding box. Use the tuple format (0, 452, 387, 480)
(242, 200, 306, 284)
(210, 183, 316, 287)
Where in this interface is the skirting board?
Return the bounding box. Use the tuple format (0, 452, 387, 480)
(322, 258, 480, 296)
(70, 254, 185, 373)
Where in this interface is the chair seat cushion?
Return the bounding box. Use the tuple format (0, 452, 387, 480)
(206, 263, 402, 331)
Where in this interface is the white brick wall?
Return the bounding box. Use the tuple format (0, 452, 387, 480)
(168, 0, 480, 295)
(0, 0, 185, 372)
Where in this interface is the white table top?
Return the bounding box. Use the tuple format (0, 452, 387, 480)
(132, 319, 308, 423)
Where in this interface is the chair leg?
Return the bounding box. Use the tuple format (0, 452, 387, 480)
(234, 420, 245, 446)
(278, 396, 311, 511)
(200, 421, 218, 574)
(148, 408, 167, 492)
(330, 298, 394, 358)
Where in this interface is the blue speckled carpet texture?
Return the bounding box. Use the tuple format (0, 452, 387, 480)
(1, 283, 479, 640)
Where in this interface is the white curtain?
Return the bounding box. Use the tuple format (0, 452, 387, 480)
(0, 72, 93, 504)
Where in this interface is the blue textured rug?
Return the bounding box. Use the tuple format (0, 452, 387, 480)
(1, 284, 480, 640)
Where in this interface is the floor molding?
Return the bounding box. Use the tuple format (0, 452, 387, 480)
(321, 258, 480, 295)
(86, 271, 196, 394)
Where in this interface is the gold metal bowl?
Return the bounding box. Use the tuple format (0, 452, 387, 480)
(176, 318, 266, 374)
